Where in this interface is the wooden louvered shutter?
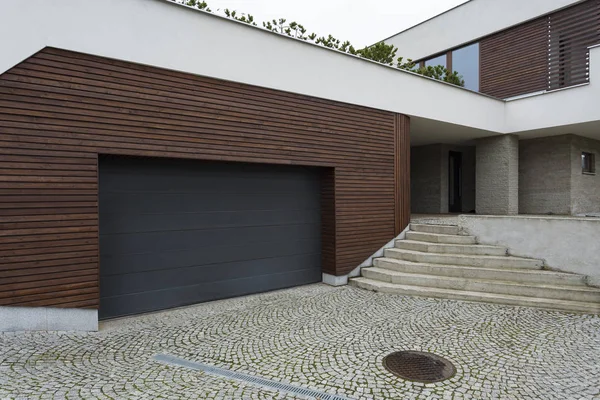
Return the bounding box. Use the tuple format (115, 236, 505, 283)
(548, 0, 600, 90)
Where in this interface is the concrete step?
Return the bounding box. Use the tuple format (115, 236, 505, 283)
(374, 258, 587, 286)
(405, 231, 477, 245)
(395, 240, 507, 256)
(410, 224, 460, 235)
(350, 277, 600, 314)
(362, 267, 600, 303)
(384, 248, 543, 269)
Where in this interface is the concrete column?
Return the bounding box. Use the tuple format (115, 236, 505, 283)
(476, 134, 519, 215)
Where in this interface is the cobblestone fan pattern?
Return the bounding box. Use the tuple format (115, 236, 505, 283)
(1, 285, 599, 400)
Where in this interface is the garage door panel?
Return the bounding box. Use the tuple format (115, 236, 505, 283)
(101, 237, 321, 276)
(100, 224, 319, 254)
(98, 209, 320, 235)
(100, 163, 321, 193)
(100, 176, 321, 195)
(100, 253, 321, 298)
(99, 157, 322, 319)
(99, 192, 320, 214)
(100, 266, 322, 318)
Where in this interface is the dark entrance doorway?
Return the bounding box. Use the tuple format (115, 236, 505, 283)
(448, 151, 462, 212)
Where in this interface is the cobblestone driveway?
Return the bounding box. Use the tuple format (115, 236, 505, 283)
(1, 284, 599, 400)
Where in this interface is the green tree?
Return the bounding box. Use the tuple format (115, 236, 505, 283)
(263, 19, 313, 40)
(224, 9, 257, 26)
(183, 0, 210, 12)
(397, 57, 465, 86)
(413, 65, 465, 86)
(356, 41, 397, 65)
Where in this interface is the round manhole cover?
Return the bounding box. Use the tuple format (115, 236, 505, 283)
(383, 351, 456, 383)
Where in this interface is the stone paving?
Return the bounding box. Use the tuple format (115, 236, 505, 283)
(1, 284, 599, 400)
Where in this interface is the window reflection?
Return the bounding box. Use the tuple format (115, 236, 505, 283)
(452, 43, 480, 91)
(425, 54, 447, 68)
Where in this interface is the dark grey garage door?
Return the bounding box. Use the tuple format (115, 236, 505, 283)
(99, 157, 322, 319)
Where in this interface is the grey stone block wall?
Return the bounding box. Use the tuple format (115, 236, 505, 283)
(411, 144, 476, 214)
(412, 134, 599, 217)
(518, 134, 600, 215)
(411, 144, 443, 213)
(570, 135, 600, 215)
(519, 135, 572, 215)
(476, 134, 519, 215)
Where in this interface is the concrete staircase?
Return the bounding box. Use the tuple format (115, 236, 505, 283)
(351, 223, 600, 314)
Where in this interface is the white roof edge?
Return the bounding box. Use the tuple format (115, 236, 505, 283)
(157, 0, 502, 102)
(383, 0, 584, 61)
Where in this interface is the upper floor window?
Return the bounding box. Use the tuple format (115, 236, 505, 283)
(424, 54, 447, 79)
(425, 54, 447, 69)
(409, 62, 421, 72)
(452, 43, 480, 92)
(421, 44, 480, 91)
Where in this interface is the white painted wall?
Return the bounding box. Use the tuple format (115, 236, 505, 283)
(383, 0, 584, 61)
(459, 215, 600, 287)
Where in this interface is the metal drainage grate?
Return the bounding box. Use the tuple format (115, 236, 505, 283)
(383, 351, 456, 383)
(153, 354, 353, 400)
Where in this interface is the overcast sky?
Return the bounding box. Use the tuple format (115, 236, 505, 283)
(199, 0, 469, 47)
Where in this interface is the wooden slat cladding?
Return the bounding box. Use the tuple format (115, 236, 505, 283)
(0, 47, 411, 308)
(548, 0, 600, 89)
(480, 17, 549, 98)
(481, 0, 600, 98)
(320, 169, 336, 275)
(395, 114, 411, 235)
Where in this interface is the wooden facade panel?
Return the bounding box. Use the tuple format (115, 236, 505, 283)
(27, 52, 395, 124)
(0, 48, 410, 308)
(395, 114, 411, 235)
(480, 0, 600, 98)
(320, 168, 336, 275)
(4, 61, 393, 131)
(548, 0, 600, 90)
(480, 17, 549, 99)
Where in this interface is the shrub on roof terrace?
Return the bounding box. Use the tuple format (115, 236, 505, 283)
(178, 0, 465, 87)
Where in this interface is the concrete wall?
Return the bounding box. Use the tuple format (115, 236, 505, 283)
(411, 145, 443, 213)
(411, 144, 476, 214)
(0, 307, 98, 332)
(383, 0, 583, 60)
(476, 135, 519, 215)
(519, 135, 572, 215)
(459, 215, 600, 287)
(571, 135, 600, 215)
